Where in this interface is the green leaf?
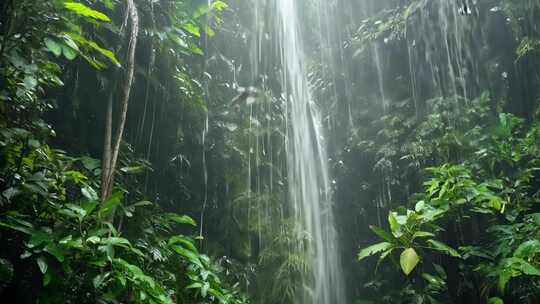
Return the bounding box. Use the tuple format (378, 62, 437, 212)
(23, 76, 38, 90)
(132, 201, 152, 207)
(427, 239, 461, 257)
(68, 33, 120, 67)
(513, 240, 540, 259)
(388, 212, 402, 238)
(186, 282, 203, 289)
(0, 258, 14, 284)
(120, 165, 145, 174)
(212, 1, 228, 11)
(80, 156, 101, 171)
(62, 35, 79, 51)
(81, 200, 99, 216)
(171, 245, 203, 268)
(64, 170, 88, 183)
(44, 38, 62, 57)
(36, 256, 48, 274)
(183, 23, 201, 37)
(358, 242, 393, 261)
(422, 273, 444, 286)
(412, 231, 435, 240)
(100, 237, 131, 248)
(497, 257, 540, 291)
(81, 186, 98, 201)
(62, 45, 78, 60)
(64, 204, 88, 220)
(188, 43, 204, 56)
(86, 236, 101, 244)
(201, 282, 210, 297)
(64, 2, 111, 22)
(166, 213, 197, 226)
(93, 272, 110, 288)
(487, 297, 504, 304)
(44, 244, 65, 262)
(0, 220, 33, 235)
(169, 235, 198, 252)
(369, 225, 395, 242)
(99, 191, 123, 218)
(415, 200, 425, 212)
(29, 231, 50, 248)
(43, 271, 52, 287)
(498, 270, 512, 292)
(515, 259, 540, 276)
(400, 248, 420, 275)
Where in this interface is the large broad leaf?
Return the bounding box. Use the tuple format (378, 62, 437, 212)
(44, 244, 65, 262)
(68, 33, 120, 67)
(64, 2, 111, 22)
(427, 239, 461, 257)
(171, 245, 203, 268)
(183, 23, 201, 38)
(169, 235, 198, 252)
(400, 248, 420, 275)
(369, 225, 395, 242)
(513, 240, 540, 259)
(29, 230, 51, 248)
(81, 186, 98, 201)
(498, 257, 540, 291)
(358, 242, 393, 261)
(166, 213, 197, 226)
(513, 258, 540, 276)
(99, 191, 123, 218)
(100, 237, 131, 248)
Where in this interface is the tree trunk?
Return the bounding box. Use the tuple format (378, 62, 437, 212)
(101, 0, 139, 201)
(101, 92, 113, 199)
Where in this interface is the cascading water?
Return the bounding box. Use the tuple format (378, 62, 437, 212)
(275, 1, 346, 303)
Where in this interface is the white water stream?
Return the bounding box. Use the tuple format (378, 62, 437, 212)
(276, 1, 346, 303)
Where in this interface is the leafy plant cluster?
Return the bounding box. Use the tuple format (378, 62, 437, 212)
(1, 0, 250, 303)
(0, 126, 248, 304)
(356, 100, 540, 304)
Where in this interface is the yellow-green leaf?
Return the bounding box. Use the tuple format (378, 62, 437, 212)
(400, 248, 420, 275)
(64, 2, 111, 22)
(487, 297, 504, 304)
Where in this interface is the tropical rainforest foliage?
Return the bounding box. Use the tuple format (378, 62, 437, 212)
(1, 0, 540, 304)
(0, 0, 247, 303)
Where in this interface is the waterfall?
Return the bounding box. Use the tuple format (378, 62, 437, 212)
(276, 1, 346, 303)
